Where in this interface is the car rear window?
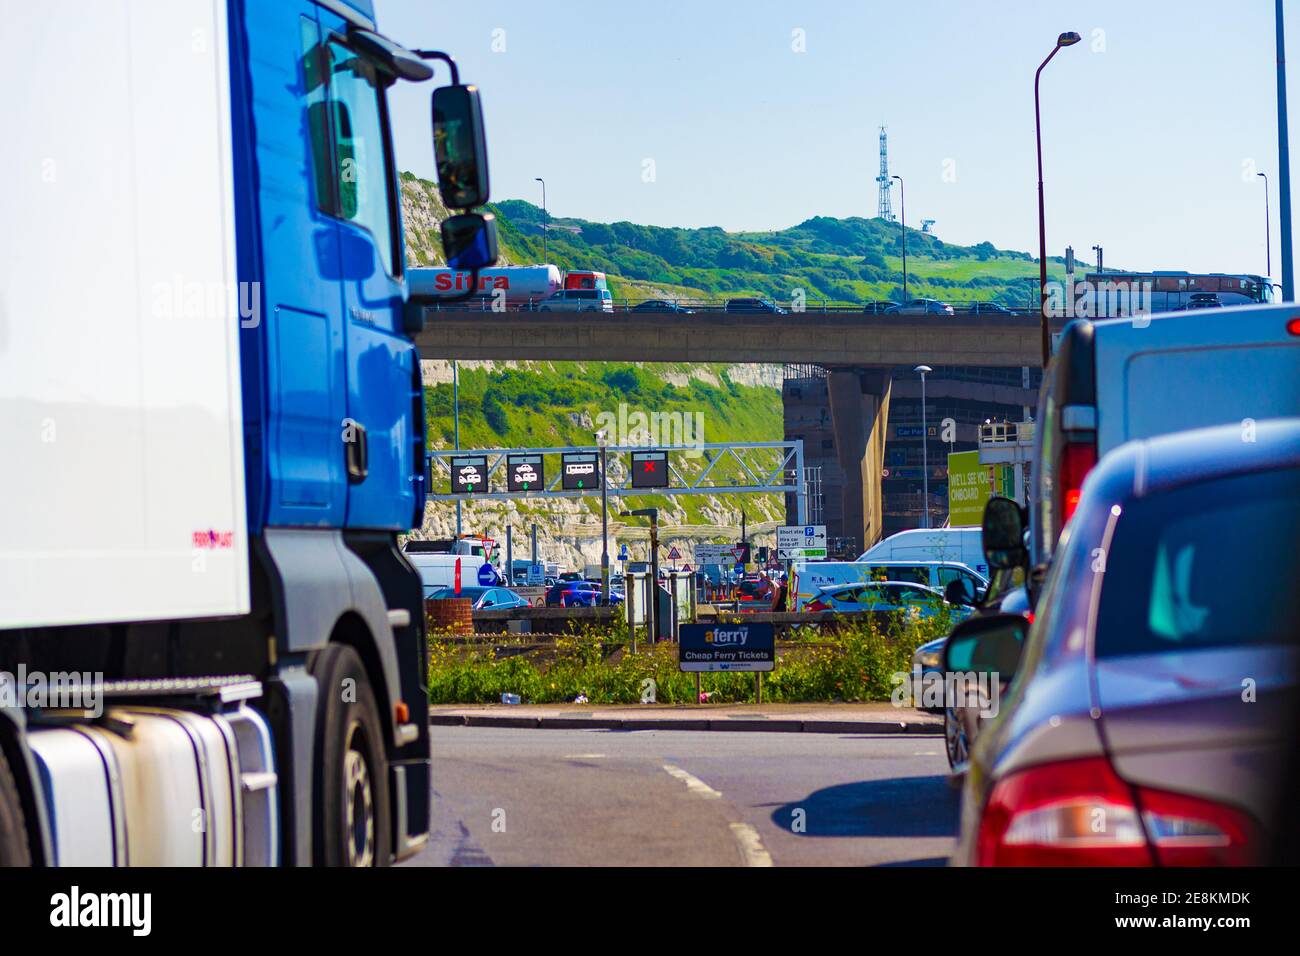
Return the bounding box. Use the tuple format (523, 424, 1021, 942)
(1095, 467, 1300, 657)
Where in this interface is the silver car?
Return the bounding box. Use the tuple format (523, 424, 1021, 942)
(950, 419, 1300, 866)
(537, 288, 614, 312)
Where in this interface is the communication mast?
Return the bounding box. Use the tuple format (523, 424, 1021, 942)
(876, 126, 894, 222)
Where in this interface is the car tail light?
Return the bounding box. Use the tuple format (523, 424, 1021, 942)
(806, 598, 831, 612)
(976, 757, 1260, 866)
(1286, 316, 1300, 336)
(1059, 440, 1097, 523)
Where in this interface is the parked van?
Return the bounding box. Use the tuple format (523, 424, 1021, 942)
(406, 552, 488, 594)
(859, 527, 987, 577)
(1030, 304, 1300, 577)
(791, 560, 987, 611)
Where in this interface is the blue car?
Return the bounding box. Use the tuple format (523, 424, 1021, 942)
(426, 586, 530, 610)
(545, 582, 623, 607)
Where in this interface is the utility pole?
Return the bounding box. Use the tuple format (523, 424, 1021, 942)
(1276, 0, 1294, 299)
(535, 177, 548, 264)
(892, 175, 907, 302)
(453, 360, 461, 535)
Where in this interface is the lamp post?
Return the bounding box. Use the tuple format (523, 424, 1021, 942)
(535, 177, 548, 264)
(1035, 31, 1081, 367)
(596, 428, 611, 605)
(892, 175, 907, 303)
(1259, 172, 1272, 279)
(1091, 244, 1103, 275)
(1276, 0, 1294, 300)
(914, 365, 932, 529)
(453, 360, 461, 535)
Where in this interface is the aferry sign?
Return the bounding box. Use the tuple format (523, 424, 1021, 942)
(679, 623, 774, 672)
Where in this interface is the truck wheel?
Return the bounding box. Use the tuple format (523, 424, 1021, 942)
(0, 747, 32, 866)
(310, 644, 391, 867)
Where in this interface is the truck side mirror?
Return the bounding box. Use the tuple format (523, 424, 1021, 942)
(432, 84, 489, 209)
(982, 496, 1028, 572)
(441, 212, 498, 271)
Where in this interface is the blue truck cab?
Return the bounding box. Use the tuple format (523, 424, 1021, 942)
(0, 0, 495, 866)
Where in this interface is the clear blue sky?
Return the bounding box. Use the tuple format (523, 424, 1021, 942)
(379, 0, 1297, 279)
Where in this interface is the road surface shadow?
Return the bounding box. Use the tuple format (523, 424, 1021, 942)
(770, 774, 959, 838)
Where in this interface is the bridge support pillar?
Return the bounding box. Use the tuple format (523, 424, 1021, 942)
(827, 368, 892, 553)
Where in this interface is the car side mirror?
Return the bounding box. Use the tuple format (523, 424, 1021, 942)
(942, 613, 1029, 681)
(432, 84, 489, 209)
(982, 496, 1028, 572)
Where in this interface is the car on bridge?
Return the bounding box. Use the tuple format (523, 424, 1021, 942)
(885, 298, 955, 315)
(537, 288, 614, 312)
(632, 298, 694, 314)
(964, 301, 1015, 315)
(724, 297, 788, 314)
(861, 300, 897, 314)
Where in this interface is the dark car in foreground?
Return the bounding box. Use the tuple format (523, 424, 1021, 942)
(950, 419, 1300, 866)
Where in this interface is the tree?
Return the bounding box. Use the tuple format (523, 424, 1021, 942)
(482, 390, 509, 435)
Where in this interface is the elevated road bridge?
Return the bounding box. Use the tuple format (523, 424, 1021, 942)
(414, 309, 1056, 551)
(413, 309, 1063, 366)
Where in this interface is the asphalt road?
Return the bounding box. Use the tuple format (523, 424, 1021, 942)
(403, 726, 958, 867)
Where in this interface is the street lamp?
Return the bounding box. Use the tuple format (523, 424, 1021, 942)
(1035, 30, 1081, 367)
(595, 428, 611, 605)
(1091, 244, 1103, 275)
(1259, 172, 1272, 279)
(453, 360, 461, 535)
(892, 175, 907, 304)
(535, 177, 548, 264)
(1275, 0, 1294, 300)
(914, 365, 932, 529)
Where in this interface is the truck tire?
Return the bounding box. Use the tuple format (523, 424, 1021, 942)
(310, 644, 391, 867)
(0, 747, 32, 867)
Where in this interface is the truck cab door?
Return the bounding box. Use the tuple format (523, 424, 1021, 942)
(316, 18, 420, 530)
(245, 2, 349, 527)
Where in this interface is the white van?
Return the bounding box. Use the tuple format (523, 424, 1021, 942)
(791, 559, 987, 611)
(858, 527, 987, 577)
(1031, 304, 1300, 571)
(406, 552, 488, 595)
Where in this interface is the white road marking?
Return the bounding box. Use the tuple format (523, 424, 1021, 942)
(913, 751, 939, 756)
(729, 823, 774, 868)
(562, 754, 607, 759)
(661, 764, 775, 866)
(661, 763, 722, 799)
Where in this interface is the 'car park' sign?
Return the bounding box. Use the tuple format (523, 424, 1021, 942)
(776, 524, 827, 560)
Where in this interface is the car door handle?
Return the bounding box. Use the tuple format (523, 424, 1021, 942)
(344, 418, 368, 483)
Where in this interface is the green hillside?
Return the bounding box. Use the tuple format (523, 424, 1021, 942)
(401, 172, 1084, 306)
(398, 173, 1079, 566)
